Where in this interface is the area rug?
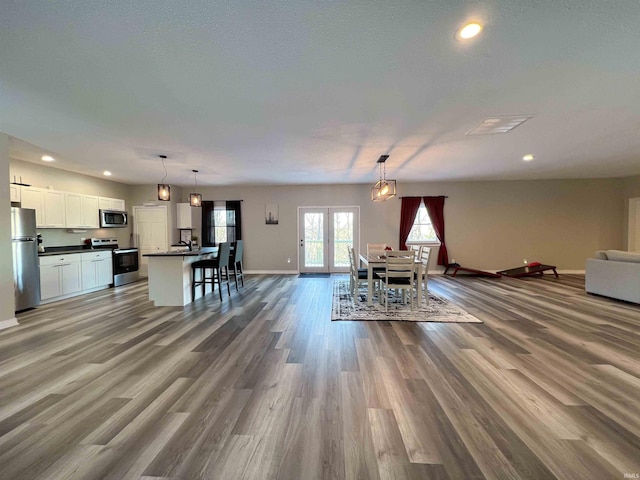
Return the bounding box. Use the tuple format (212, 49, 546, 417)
(331, 280, 482, 323)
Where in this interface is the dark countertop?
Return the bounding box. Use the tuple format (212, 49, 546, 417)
(38, 246, 89, 257)
(39, 250, 84, 257)
(143, 247, 217, 258)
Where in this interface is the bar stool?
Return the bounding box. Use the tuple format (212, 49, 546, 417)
(230, 240, 244, 290)
(191, 242, 231, 301)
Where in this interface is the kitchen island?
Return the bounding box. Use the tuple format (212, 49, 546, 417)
(144, 248, 217, 306)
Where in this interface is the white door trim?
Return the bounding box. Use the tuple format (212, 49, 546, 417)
(133, 205, 169, 277)
(297, 206, 360, 273)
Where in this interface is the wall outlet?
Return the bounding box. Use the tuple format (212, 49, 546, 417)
(451, 258, 455, 264)
(287, 257, 291, 263)
(524, 259, 528, 264)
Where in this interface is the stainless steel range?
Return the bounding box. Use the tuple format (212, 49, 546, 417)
(90, 238, 139, 286)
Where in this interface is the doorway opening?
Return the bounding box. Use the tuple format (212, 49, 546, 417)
(298, 207, 360, 273)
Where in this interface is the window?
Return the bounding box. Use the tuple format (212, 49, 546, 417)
(407, 201, 438, 243)
(202, 200, 242, 246)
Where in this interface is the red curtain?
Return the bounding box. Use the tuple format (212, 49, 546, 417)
(399, 197, 422, 250)
(423, 196, 449, 266)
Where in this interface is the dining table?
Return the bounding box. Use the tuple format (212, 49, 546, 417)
(359, 252, 424, 307)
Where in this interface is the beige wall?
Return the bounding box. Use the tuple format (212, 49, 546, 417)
(9, 159, 134, 248)
(128, 185, 184, 246)
(1, 133, 16, 323)
(622, 175, 640, 250)
(180, 177, 624, 272)
(4, 156, 631, 277)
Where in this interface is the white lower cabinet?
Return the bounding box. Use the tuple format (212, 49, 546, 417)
(40, 263, 63, 300)
(40, 254, 82, 300)
(81, 251, 113, 290)
(40, 251, 112, 302)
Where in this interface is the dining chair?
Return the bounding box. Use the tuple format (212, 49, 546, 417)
(409, 244, 423, 261)
(366, 243, 389, 278)
(229, 240, 244, 290)
(378, 250, 416, 312)
(348, 246, 368, 298)
(191, 242, 231, 301)
(418, 247, 431, 305)
(367, 243, 389, 256)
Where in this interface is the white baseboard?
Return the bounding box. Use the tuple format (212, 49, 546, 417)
(243, 269, 586, 276)
(430, 269, 585, 275)
(244, 270, 299, 275)
(0, 318, 19, 330)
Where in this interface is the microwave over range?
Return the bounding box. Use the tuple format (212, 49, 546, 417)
(100, 209, 128, 228)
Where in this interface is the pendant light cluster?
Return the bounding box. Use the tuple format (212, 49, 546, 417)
(189, 169, 202, 207)
(157, 155, 203, 207)
(371, 155, 397, 201)
(157, 155, 171, 201)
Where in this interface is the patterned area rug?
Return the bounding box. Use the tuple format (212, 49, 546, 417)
(331, 280, 482, 322)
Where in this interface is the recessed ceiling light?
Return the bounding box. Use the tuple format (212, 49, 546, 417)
(522, 154, 535, 162)
(457, 22, 483, 40)
(103, 170, 112, 176)
(41, 155, 55, 162)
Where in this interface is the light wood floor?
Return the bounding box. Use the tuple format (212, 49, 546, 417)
(2, 274, 640, 479)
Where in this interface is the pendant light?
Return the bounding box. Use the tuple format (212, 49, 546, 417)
(189, 169, 202, 207)
(371, 155, 397, 201)
(157, 155, 171, 201)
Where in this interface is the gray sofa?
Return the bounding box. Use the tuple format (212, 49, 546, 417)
(585, 250, 640, 304)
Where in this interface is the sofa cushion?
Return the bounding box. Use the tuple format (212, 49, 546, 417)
(606, 250, 640, 263)
(593, 250, 608, 260)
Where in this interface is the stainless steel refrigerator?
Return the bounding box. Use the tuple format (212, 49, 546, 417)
(11, 207, 41, 311)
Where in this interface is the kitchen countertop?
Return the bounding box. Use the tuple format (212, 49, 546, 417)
(143, 248, 217, 257)
(38, 248, 90, 257)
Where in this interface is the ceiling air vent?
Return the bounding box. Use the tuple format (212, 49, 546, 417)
(465, 115, 533, 135)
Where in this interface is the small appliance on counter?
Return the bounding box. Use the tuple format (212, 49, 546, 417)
(90, 238, 139, 286)
(11, 207, 41, 311)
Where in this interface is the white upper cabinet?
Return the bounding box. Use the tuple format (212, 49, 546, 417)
(21, 186, 65, 228)
(43, 190, 66, 227)
(64, 193, 83, 227)
(20, 186, 45, 226)
(99, 197, 126, 211)
(83, 195, 100, 228)
(98, 197, 111, 210)
(10, 184, 20, 203)
(65, 193, 99, 229)
(19, 186, 122, 229)
(111, 198, 125, 211)
(176, 203, 198, 229)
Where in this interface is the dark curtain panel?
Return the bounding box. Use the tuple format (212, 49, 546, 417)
(201, 200, 242, 246)
(201, 201, 214, 246)
(399, 197, 422, 250)
(225, 200, 242, 243)
(423, 196, 449, 266)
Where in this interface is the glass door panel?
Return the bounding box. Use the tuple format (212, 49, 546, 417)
(332, 211, 353, 270)
(304, 212, 325, 268)
(298, 207, 359, 273)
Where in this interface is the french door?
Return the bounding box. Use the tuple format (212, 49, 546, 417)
(298, 207, 360, 273)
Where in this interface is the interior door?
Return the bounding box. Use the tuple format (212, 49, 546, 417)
(133, 205, 168, 276)
(298, 207, 359, 273)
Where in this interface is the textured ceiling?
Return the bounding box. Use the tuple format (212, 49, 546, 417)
(1, 0, 639, 186)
